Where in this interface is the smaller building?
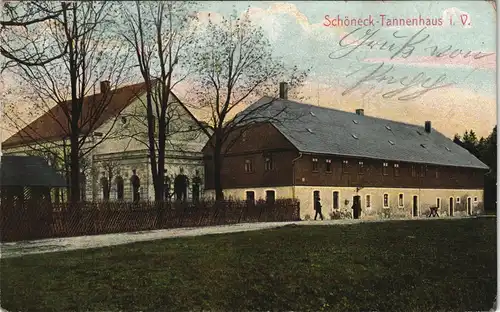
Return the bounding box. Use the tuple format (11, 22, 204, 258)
(0, 155, 66, 207)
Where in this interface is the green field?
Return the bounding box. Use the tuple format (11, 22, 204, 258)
(1, 218, 496, 312)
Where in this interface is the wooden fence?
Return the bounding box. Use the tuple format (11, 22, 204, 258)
(0, 199, 300, 242)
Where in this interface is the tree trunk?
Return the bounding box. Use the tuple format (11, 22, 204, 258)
(69, 133, 80, 204)
(146, 86, 159, 202)
(213, 138, 224, 201)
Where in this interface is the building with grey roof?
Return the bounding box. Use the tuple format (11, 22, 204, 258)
(203, 83, 488, 220)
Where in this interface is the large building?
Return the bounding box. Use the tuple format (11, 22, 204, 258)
(203, 85, 489, 220)
(3, 81, 211, 202)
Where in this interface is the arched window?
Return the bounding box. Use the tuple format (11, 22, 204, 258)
(100, 176, 110, 200)
(115, 176, 124, 200)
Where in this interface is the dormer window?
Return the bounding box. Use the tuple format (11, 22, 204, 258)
(385, 125, 392, 131)
(312, 158, 319, 172)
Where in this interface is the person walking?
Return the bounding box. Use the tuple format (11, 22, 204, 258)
(314, 196, 324, 220)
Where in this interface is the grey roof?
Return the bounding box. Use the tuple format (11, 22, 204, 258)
(238, 96, 489, 170)
(0, 156, 67, 187)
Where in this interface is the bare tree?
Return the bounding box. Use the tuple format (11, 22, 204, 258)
(0, 2, 67, 70)
(2, 2, 131, 205)
(189, 11, 309, 200)
(121, 1, 202, 201)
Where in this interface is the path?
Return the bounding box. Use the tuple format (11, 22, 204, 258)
(1, 216, 491, 259)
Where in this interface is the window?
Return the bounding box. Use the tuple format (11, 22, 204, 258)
(358, 161, 364, 174)
(246, 191, 255, 205)
(342, 160, 349, 173)
(398, 194, 404, 207)
(436, 197, 441, 208)
(100, 176, 110, 200)
(411, 165, 416, 177)
(333, 191, 339, 209)
(474, 197, 478, 202)
(456, 197, 460, 204)
(325, 159, 332, 173)
(266, 190, 276, 204)
(383, 194, 389, 208)
(244, 159, 253, 173)
(419, 165, 426, 177)
(115, 176, 124, 200)
(382, 162, 389, 175)
(312, 158, 319, 172)
(435, 167, 439, 179)
(264, 156, 274, 171)
(394, 163, 400, 176)
(366, 195, 371, 208)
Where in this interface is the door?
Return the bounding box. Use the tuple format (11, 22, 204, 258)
(352, 195, 361, 219)
(313, 190, 320, 213)
(412, 196, 418, 217)
(467, 197, 472, 215)
(246, 191, 255, 205)
(449, 197, 454, 216)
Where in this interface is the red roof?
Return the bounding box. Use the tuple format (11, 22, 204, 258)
(3, 82, 148, 148)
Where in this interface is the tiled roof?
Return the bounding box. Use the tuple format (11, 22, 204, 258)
(3, 82, 148, 148)
(0, 156, 66, 187)
(239, 96, 489, 170)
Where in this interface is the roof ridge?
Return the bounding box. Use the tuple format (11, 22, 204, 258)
(259, 96, 431, 131)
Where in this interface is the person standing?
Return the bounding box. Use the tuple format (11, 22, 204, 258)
(314, 196, 324, 220)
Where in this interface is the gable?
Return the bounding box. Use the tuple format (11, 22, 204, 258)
(93, 91, 211, 155)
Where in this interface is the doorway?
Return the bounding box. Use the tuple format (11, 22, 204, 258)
(352, 195, 361, 219)
(412, 195, 418, 217)
(467, 197, 472, 215)
(449, 197, 454, 216)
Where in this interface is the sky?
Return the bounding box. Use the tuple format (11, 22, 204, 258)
(1, 1, 497, 142)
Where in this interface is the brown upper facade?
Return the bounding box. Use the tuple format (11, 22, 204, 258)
(203, 88, 489, 190)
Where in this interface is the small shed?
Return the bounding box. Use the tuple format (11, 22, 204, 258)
(0, 155, 66, 207)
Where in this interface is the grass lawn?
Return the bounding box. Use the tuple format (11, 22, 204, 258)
(1, 218, 496, 312)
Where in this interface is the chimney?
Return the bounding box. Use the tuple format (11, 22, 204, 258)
(355, 109, 364, 116)
(279, 82, 288, 100)
(425, 121, 431, 133)
(100, 80, 110, 94)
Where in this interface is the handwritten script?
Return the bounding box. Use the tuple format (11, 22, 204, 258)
(329, 27, 494, 100)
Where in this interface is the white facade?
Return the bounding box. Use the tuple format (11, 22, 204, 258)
(204, 186, 485, 220)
